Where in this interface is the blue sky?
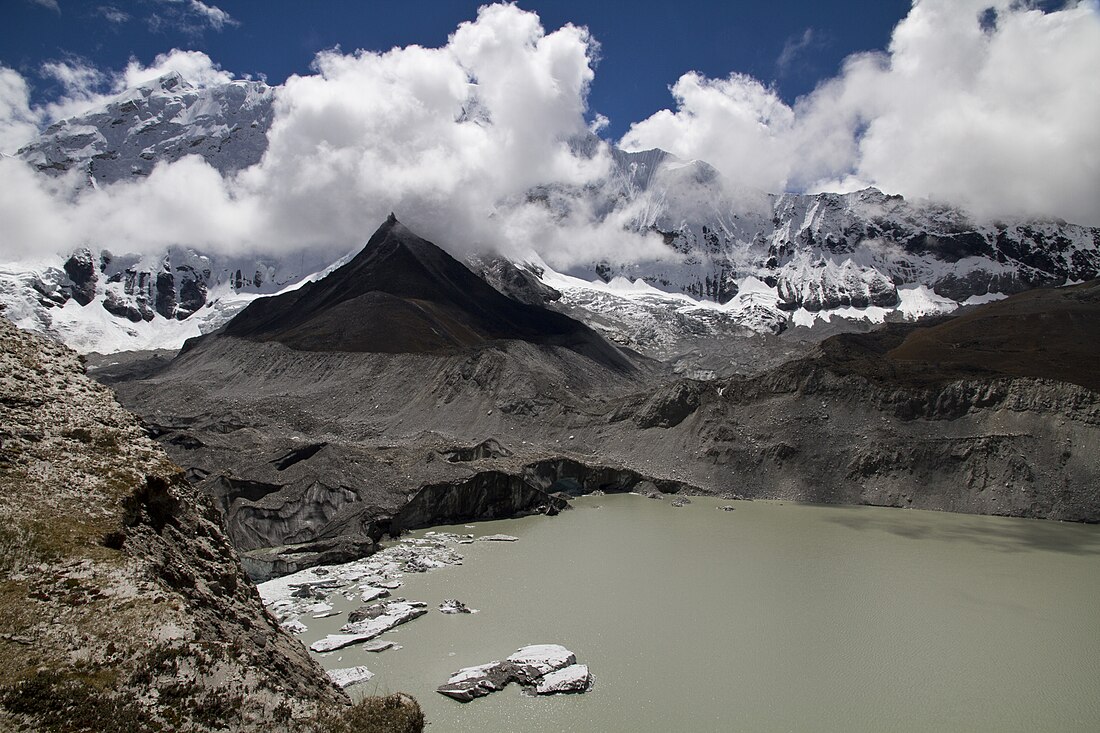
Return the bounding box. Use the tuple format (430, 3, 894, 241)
(6, 0, 913, 139)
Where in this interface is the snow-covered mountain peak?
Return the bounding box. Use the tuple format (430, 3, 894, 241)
(16, 73, 275, 184)
(2, 73, 1098, 356)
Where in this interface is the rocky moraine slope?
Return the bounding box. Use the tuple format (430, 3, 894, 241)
(103, 219, 1100, 581)
(0, 315, 422, 732)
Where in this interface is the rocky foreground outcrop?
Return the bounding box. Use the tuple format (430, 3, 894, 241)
(0, 315, 422, 732)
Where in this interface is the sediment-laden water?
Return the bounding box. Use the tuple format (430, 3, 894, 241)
(284, 494, 1100, 732)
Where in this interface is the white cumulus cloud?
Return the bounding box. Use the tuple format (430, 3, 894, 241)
(622, 0, 1100, 225)
(0, 5, 670, 268)
(0, 68, 42, 153)
(2, 1, 1097, 271)
(187, 0, 236, 31)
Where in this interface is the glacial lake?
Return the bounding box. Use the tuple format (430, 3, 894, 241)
(296, 494, 1100, 732)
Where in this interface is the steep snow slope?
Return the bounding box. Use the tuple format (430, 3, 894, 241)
(16, 71, 274, 183)
(566, 140, 1099, 314)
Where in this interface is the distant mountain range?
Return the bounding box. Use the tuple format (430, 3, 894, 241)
(3, 71, 1097, 355)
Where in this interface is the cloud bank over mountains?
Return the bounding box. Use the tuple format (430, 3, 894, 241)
(622, 0, 1100, 227)
(1, 0, 1097, 266)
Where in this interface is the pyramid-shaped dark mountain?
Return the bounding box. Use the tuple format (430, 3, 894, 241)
(222, 215, 633, 370)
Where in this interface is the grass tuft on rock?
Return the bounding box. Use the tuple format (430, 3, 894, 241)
(315, 694, 426, 733)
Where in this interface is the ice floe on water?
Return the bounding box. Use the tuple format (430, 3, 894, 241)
(310, 601, 429, 653)
(257, 532, 474, 658)
(258, 529, 592, 699)
(327, 666, 375, 689)
(536, 664, 591, 695)
(256, 531, 472, 613)
(437, 645, 593, 702)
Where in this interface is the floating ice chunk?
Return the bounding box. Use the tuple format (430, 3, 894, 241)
(437, 662, 510, 702)
(506, 644, 576, 684)
(311, 601, 427, 653)
(359, 586, 389, 603)
(477, 534, 519, 542)
(327, 666, 374, 689)
(375, 579, 403, 589)
(311, 634, 373, 653)
(536, 664, 591, 695)
(437, 644, 589, 702)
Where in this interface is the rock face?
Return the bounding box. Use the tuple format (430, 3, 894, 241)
(391, 471, 569, 534)
(437, 645, 591, 702)
(0, 316, 393, 732)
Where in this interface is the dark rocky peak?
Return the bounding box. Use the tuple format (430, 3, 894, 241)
(220, 216, 635, 370)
